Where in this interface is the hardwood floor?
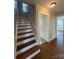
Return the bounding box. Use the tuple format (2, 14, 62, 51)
(33, 38, 64, 59)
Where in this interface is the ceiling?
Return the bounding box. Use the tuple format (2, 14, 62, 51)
(26, 0, 64, 13)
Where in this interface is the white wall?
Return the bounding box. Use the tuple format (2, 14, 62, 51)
(36, 4, 64, 44)
(36, 5, 50, 44)
(36, 4, 58, 44)
(39, 14, 48, 39)
(48, 13, 57, 42)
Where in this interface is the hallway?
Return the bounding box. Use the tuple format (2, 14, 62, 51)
(14, 0, 64, 59)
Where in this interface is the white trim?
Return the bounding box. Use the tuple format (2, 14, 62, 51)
(26, 49, 41, 59)
(17, 37, 35, 46)
(17, 33, 34, 39)
(18, 22, 30, 23)
(40, 35, 48, 41)
(16, 43, 37, 56)
(18, 24, 31, 26)
(39, 41, 46, 45)
(17, 29, 33, 33)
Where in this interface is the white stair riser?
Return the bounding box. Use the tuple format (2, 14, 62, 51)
(18, 24, 31, 26)
(26, 49, 40, 59)
(17, 29, 33, 33)
(17, 33, 34, 39)
(18, 26, 32, 29)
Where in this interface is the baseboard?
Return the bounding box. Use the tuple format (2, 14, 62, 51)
(39, 41, 47, 46)
(49, 38, 57, 45)
(39, 38, 57, 46)
(38, 37, 57, 45)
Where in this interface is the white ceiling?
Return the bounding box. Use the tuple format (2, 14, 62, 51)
(26, 0, 64, 13)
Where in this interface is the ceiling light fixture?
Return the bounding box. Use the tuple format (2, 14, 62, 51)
(50, 2, 56, 7)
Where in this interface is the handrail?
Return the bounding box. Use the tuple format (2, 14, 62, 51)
(27, 17, 35, 34)
(27, 17, 40, 44)
(14, 16, 18, 59)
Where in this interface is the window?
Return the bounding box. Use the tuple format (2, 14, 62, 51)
(22, 3, 27, 13)
(57, 16, 64, 30)
(14, 0, 17, 9)
(14, 0, 18, 16)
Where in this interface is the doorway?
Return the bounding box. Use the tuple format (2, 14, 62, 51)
(57, 16, 64, 49)
(39, 14, 48, 44)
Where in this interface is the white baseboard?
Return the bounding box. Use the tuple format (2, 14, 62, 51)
(39, 41, 46, 45)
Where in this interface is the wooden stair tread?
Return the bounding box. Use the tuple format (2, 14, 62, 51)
(17, 40, 36, 51)
(17, 35, 34, 42)
(18, 28, 32, 31)
(17, 31, 33, 35)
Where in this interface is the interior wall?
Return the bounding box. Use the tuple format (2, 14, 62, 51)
(48, 11, 64, 42)
(39, 15, 48, 38)
(36, 4, 64, 44)
(55, 11, 64, 16)
(36, 5, 50, 44)
(48, 12, 57, 42)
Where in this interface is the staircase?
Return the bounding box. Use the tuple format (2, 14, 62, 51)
(16, 16, 41, 59)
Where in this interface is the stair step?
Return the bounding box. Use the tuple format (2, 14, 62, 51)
(16, 43, 38, 56)
(17, 37, 35, 46)
(17, 35, 34, 42)
(18, 21, 29, 23)
(32, 51, 41, 59)
(17, 29, 33, 34)
(18, 20, 27, 22)
(17, 40, 36, 51)
(17, 33, 34, 39)
(16, 45, 40, 59)
(18, 20, 25, 22)
(18, 25, 31, 27)
(18, 28, 32, 31)
(17, 31, 33, 35)
(18, 22, 30, 24)
(18, 24, 31, 27)
(26, 49, 40, 59)
(18, 24, 31, 26)
(18, 26, 32, 29)
(18, 23, 30, 24)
